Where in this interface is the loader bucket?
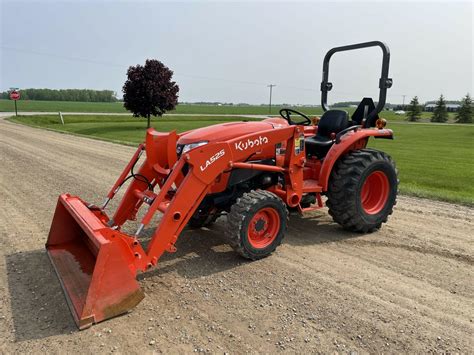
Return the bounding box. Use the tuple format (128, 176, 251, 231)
(46, 194, 144, 329)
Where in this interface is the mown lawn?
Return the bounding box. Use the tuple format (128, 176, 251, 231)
(7, 114, 473, 205)
(369, 123, 474, 205)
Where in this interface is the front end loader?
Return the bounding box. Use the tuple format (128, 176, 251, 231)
(46, 41, 398, 329)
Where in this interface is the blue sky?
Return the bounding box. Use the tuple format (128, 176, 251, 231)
(1, 1, 472, 104)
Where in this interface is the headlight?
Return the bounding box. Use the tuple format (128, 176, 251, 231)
(181, 141, 208, 154)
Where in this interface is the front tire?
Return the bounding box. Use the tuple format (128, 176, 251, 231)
(326, 149, 398, 232)
(226, 190, 288, 260)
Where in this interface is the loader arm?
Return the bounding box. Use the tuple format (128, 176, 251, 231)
(138, 124, 304, 267)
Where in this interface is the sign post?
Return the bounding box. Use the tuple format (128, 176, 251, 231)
(9, 90, 20, 116)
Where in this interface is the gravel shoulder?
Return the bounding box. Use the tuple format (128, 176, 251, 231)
(0, 118, 473, 353)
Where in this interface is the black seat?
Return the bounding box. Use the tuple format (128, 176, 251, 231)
(305, 110, 349, 158)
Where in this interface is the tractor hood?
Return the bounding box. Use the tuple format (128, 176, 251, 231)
(178, 121, 280, 145)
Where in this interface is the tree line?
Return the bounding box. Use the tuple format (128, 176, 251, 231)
(406, 94, 472, 123)
(0, 88, 118, 102)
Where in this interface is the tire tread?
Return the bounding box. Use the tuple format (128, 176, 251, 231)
(326, 148, 398, 233)
(226, 190, 289, 260)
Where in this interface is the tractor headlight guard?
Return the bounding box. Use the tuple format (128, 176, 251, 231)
(181, 141, 209, 154)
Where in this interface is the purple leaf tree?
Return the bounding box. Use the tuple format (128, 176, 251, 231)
(123, 59, 179, 128)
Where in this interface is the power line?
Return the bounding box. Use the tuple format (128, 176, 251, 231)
(1, 45, 125, 67)
(1, 45, 418, 100)
(1, 45, 324, 93)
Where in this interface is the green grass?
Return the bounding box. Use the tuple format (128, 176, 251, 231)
(369, 123, 474, 205)
(7, 114, 474, 205)
(0, 99, 326, 115)
(0, 100, 127, 113)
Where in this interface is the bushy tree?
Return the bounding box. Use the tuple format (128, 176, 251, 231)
(406, 96, 422, 122)
(123, 59, 179, 128)
(455, 93, 473, 123)
(431, 94, 448, 123)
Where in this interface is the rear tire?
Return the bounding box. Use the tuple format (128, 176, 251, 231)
(326, 149, 398, 232)
(226, 190, 288, 260)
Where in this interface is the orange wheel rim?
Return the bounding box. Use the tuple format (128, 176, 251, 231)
(360, 171, 390, 214)
(247, 207, 280, 248)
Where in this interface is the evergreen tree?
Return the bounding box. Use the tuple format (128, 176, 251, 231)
(455, 93, 473, 123)
(431, 94, 448, 123)
(406, 96, 422, 122)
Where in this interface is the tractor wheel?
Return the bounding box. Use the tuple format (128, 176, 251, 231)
(326, 149, 398, 233)
(226, 190, 288, 260)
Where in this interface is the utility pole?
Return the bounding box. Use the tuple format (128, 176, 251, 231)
(402, 94, 406, 108)
(267, 84, 276, 114)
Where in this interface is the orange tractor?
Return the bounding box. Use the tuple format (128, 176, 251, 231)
(47, 41, 397, 329)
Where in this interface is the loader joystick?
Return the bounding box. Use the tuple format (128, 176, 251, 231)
(279, 108, 311, 126)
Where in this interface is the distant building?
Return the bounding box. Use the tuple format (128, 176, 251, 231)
(424, 103, 460, 112)
(424, 104, 436, 111)
(446, 104, 461, 112)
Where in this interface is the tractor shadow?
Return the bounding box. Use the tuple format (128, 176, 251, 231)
(138, 219, 244, 282)
(5, 249, 76, 342)
(138, 211, 361, 282)
(285, 211, 364, 246)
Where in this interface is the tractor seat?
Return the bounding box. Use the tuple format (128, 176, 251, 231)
(305, 110, 349, 158)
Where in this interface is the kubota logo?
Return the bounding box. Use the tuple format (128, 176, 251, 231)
(235, 136, 269, 151)
(200, 149, 225, 172)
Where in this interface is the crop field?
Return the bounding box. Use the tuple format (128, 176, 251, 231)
(0, 99, 324, 115)
(0, 99, 127, 113)
(0, 99, 459, 122)
(8, 114, 473, 205)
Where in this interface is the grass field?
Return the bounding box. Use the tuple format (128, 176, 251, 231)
(0, 99, 325, 115)
(7, 114, 474, 205)
(369, 124, 473, 205)
(0, 99, 127, 113)
(1, 99, 461, 123)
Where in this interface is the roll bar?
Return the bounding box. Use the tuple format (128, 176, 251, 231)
(320, 41, 392, 125)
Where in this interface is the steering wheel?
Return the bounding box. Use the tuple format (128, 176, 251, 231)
(279, 108, 312, 126)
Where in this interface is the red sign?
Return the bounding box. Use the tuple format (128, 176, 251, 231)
(10, 91, 20, 100)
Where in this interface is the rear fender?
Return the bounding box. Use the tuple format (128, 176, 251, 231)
(319, 128, 393, 191)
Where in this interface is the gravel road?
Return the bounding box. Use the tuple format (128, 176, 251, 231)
(0, 117, 472, 353)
